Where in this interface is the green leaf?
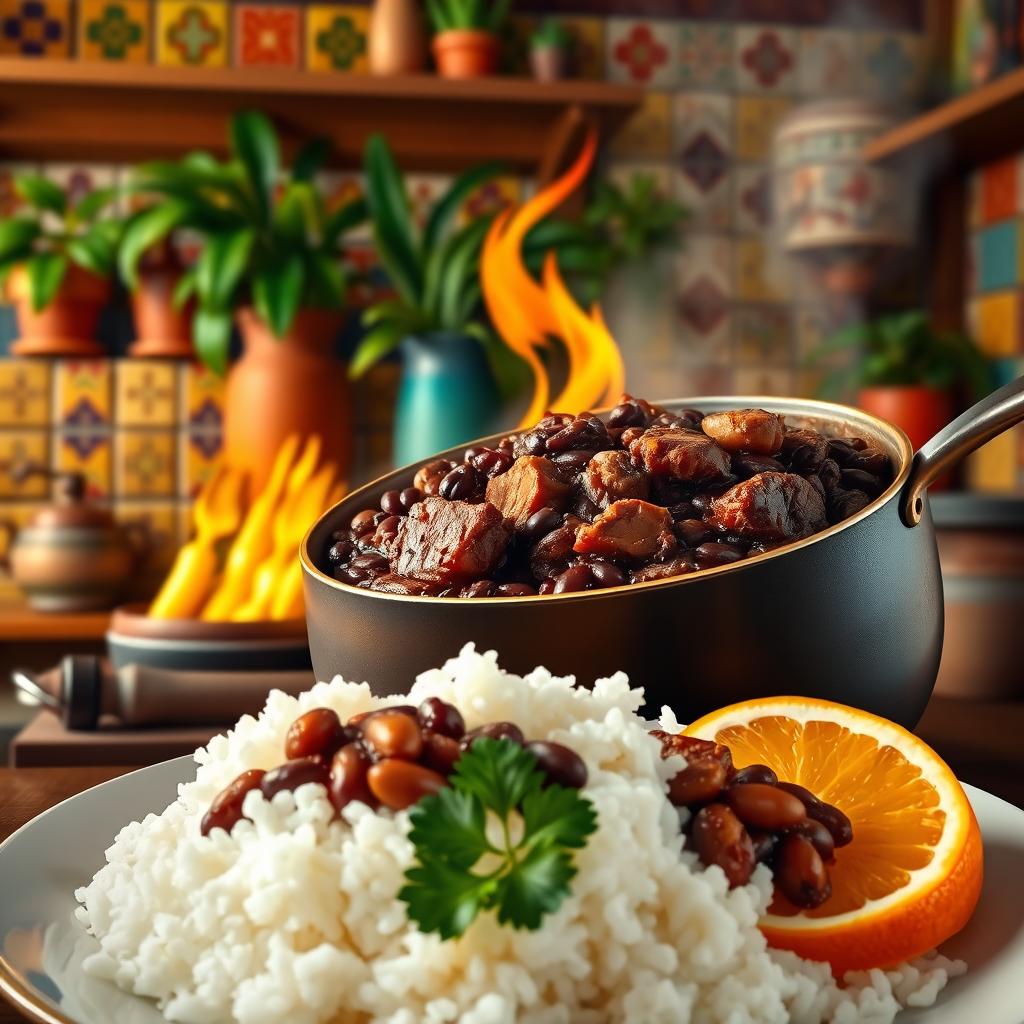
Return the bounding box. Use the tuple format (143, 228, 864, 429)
(398, 854, 488, 941)
(422, 161, 504, 261)
(0, 217, 39, 261)
(118, 200, 193, 289)
(494, 845, 576, 931)
(363, 134, 422, 305)
(193, 306, 233, 376)
(437, 216, 491, 331)
(407, 786, 492, 869)
(25, 251, 68, 311)
(66, 233, 112, 277)
(173, 266, 197, 310)
(230, 110, 280, 225)
(451, 738, 543, 819)
(424, 0, 451, 31)
(15, 175, 66, 216)
(349, 321, 407, 378)
(252, 252, 303, 338)
(72, 186, 118, 224)
(292, 137, 330, 182)
(305, 250, 346, 308)
(195, 228, 255, 309)
(520, 782, 598, 852)
(324, 196, 369, 246)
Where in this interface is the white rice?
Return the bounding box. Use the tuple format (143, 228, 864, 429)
(75, 645, 964, 1023)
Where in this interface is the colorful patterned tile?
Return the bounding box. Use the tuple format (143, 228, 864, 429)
(561, 16, 604, 80)
(734, 164, 771, 232)
(678, 21, 733, 89)
(459, 176, 520, 226)
(115, 360, 178, 427)
(178, 429, 222, 499)
(406, 173, 452, 231)
(734, 304, 794, 365)
(233, 3, 300, 68)
(0, 163, 39, 217)
(672, 92, 733, 231)
(316, 170, 370, 242)
(0, 0, 70, 56)
(675, 235, 733, 364)
(54, 430, 111, 499)
(735, 25, 796, 94)
(43, 163, 117, 210)
(114, 500, 180, 571)
(733, 366, 795, 396)
(797, 28, 857, 96)
(0, 360, 50, 427)
(976, 221, 1018, 292)
(0, 432, 48, 497)
(156, 0, 228, 67)
(968, 291, 1019, 356)
(78, 0, 150, 63)
(979, 155, 1018, 225)
(115, 430, 177, 497)
(736, 235, 791, 302)
(735, 95, 792, 161)
(609, 91, 671, 159)
(606, 18, 679, 88)
(53, 359, 113, 426)
(306, 4, 368, 73)
(859, 32, 926, 102)
(178, 360, 224, 431)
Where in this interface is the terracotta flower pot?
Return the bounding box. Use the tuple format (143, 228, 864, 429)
(129, 263, 195, 359)
(530, 44, 567, 82)
(369, 0, 426, 73)
(432, 29, 499, 78)
(7, 263, 109, 358)
(225, 308, 352, 498)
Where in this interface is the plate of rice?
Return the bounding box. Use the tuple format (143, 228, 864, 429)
(2, 646, 1023, 1024)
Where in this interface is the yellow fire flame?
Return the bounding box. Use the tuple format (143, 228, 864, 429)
(482, 128, 625, 428)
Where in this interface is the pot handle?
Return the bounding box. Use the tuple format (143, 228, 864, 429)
(902, 375, 1024, 527)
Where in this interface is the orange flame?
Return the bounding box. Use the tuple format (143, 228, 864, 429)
(481, 128, 626, 427)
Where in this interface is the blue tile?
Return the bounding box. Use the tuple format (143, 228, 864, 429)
(977, 221, 1018, 292)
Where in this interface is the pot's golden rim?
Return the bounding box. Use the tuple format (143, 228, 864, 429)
(300, 396, 915, 605)
(0, 952, 75, 1024)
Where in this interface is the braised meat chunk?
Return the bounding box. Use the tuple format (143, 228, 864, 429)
(485, 455, 570, 530)
(628, 427, 732, 483)
(700, 409, 785, 455)
(708, 472, 827, 542)
(583, 450, 649, 508)
(574, 499, 675, 562)
(391, 497, 510, 585)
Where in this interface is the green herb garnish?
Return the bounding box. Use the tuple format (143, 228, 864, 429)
(398, 738, 598, 940)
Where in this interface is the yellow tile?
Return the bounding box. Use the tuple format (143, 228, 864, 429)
(115, 360, 177, 426)
(156, 0, 228, 67)
(0, 0, 71, 56)
(561, 16, 604, 80)
(78, 0, 150, 63)
(178, 430, 223, 499)
(965, 430, 1018, 492)
(0, 432, 49, 498)
(305, 5, 368, 72)
(609, 91, 671, 159)
(114, 501, 181, 572)
(971, 292, 1019, 356)
(116, 431, 177, 497)
(735, 237, 791, 303)
(178, 361, 225, 428)
(54, 431, 112, 499)
(53, 358, 112, 425)
(0, 360, 50, 427)
(735, 96, 792, 161)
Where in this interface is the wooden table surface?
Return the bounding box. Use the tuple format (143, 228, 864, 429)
(1, 698, 1023, 1022)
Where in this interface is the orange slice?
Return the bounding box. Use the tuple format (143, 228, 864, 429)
(683, 696, 983, 976)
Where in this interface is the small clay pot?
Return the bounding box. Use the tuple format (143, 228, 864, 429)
(530, 44, 566, 82)
(129, 261, 195, 359)
(7, 264, 109, 358)
(432, 29, 499, 78)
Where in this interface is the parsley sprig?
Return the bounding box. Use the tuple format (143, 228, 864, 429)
(398, 738, 598, 939)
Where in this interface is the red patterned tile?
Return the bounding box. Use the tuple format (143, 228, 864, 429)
(233, 4, 301, 68)
(736, 25, 796, 93)
(606, 18, 678, 87)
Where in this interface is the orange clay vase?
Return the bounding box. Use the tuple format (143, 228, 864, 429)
(225, 308, 352, 498)
(129, 251, 195, 359)
(432, 29, 499, 78)
(7, 264, 109, 357)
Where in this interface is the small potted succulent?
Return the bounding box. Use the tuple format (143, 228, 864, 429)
(808, 311, 991, 453)
(119, 111, 367, 492)
(529, 18, 571, 82)
(426, 0, 511, 78)
(0, 176, 120, 357)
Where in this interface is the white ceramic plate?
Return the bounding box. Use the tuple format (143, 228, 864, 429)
(1, 759, 1022, 1024)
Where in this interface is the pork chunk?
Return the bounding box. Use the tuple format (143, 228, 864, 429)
(485, 455, 570, 530)
(583, 449, 649, 508)
(701, 408, 786, 455)
(391, 496, 510, 585)
(707, 472, 827, 542)
(628, 427, 732, 483)
(573, 499, 676, 562)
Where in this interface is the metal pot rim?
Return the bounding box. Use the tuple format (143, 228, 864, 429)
(300, 395, 914, 605)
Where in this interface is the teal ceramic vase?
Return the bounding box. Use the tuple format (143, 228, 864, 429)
(393, 332, 500, 466)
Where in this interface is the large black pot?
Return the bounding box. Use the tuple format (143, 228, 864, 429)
(301, 380, 1024, 728)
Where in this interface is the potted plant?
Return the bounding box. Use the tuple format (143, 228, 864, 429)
(426, 0, 510, 78)
(529, 18, 570, 82)
(119, 111, 367, 493)
(0, 176, 119, 357)
(354, 133, 524, 464)
(125, 237, 195, 359)
(808, 310, 991, 454)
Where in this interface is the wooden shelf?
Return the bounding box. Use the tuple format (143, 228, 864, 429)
(865, 67, 1024, 169)
(0, 596, 109, 642)
(0, 60, 642, 173)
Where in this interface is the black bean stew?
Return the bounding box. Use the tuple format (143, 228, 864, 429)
(323, 397, 894, 597)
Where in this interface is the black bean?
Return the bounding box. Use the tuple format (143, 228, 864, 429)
(725, 783, 806, 830)
(526, 741, 588, 789)
(461, 579, 496, 598)
(439, 464, 481, 501)
(417, 697, 466, 739)
(607, 401, 647, 428)
(785, 818, 836, 863)
(350, 552, 388, 572)
(694, 542, 744, 568)
(689, 803, 756, 888)
(776, 782, 853, 847)
(380, 489, 404, 516)
(731, 763, 778, 787)
(349, 509, 379, 536)
(470, 447, 514, 478)
(522, 506, 562, 538)
(285, 708, 351, 761)
(550, 449, 594, 472)
(460, 721, 525, 751)
(537, 578, 556, 594)
(329, 743, 375, 812)
(260, 757, 330, 800)
(399, 486, 422, 511)
(201, 769, 266, 836)
(674, 519, 711, 546)
(327, 539, 353, 565)
(552, 563, 594, 594)
(589, 559, 626, 588)
(774, 834, 832, 908)
(494, 582, 536, 597)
